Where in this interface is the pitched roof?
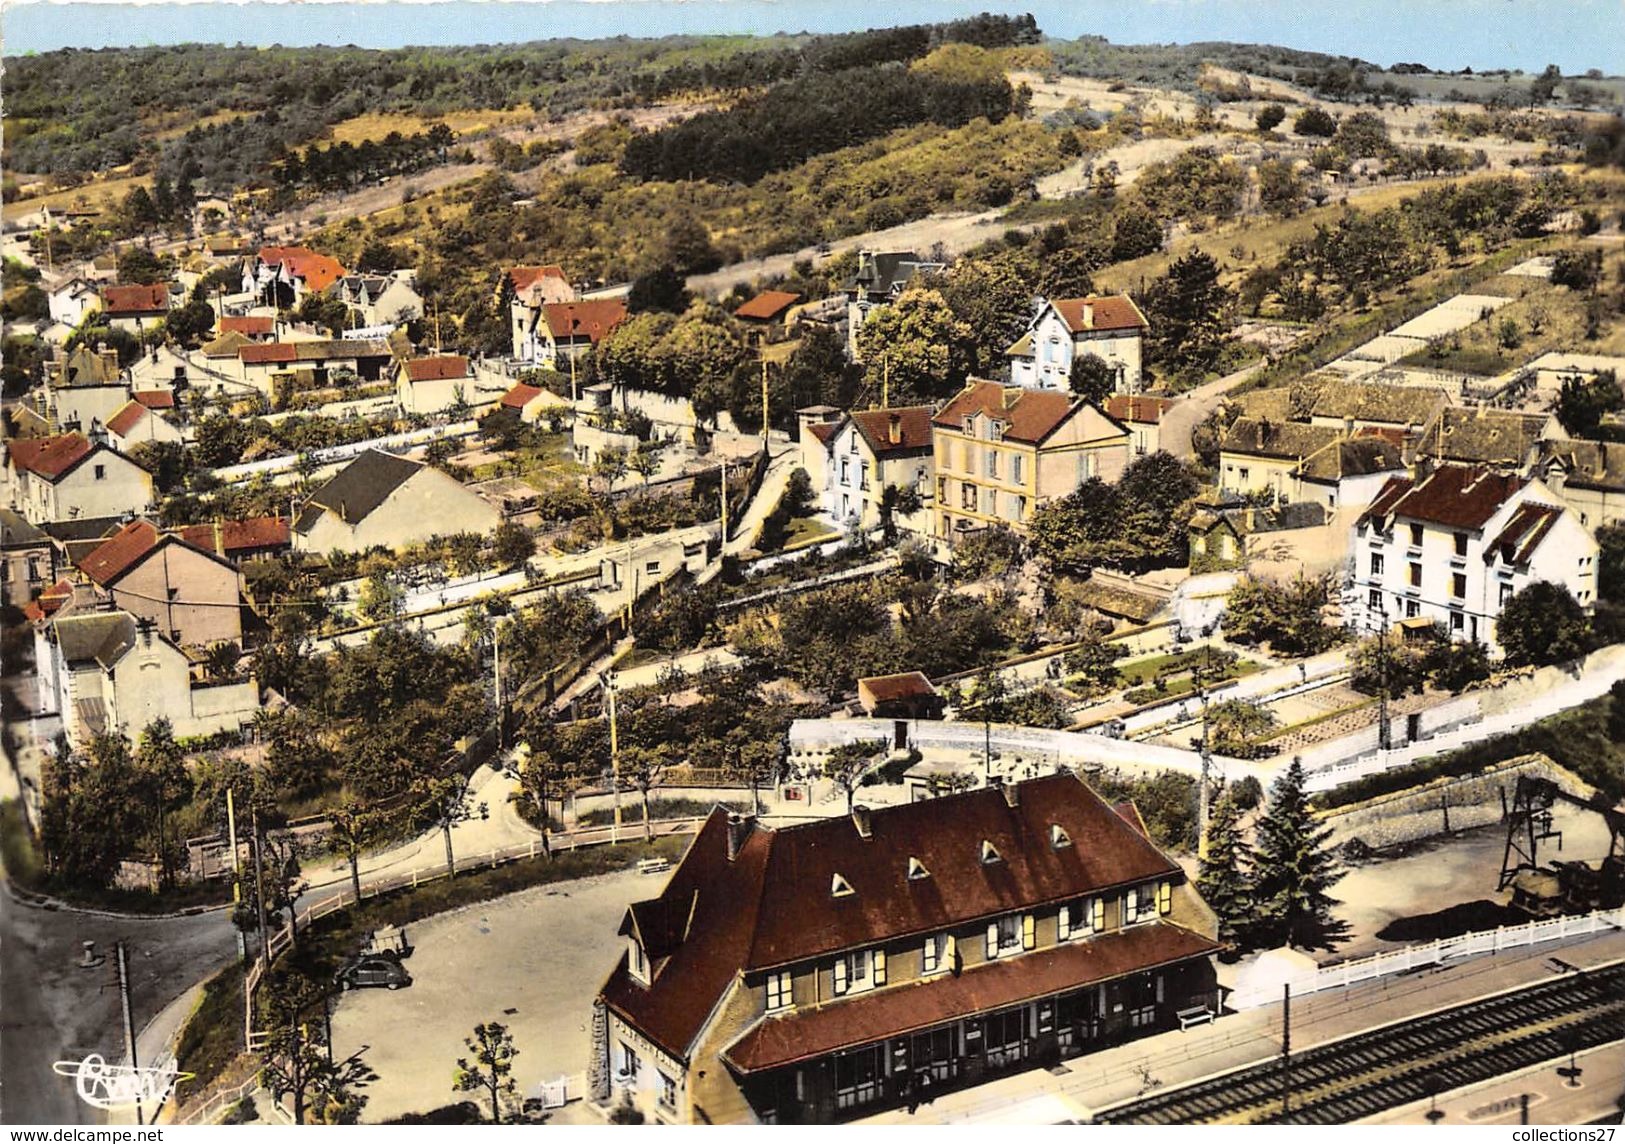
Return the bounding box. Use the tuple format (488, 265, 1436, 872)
(502, 383, 543, 410)
(77, 519, 160, 586)
(858, 671, 937, 705)
(1218, 417, 1342, 461)
(256, 246, 346, 294)
(203, 330, 253, 359)
(402, 355, 470, 383)
(8, 433, 93, 480)
(1051, 295, 1149, 334)
(23, 579, 74, 625)
(933, 381, 1082, 445)
(105, 401, 150, 438)
(1298, 436, 1407, 483)
(1103, 395, 1174, 425)
(541, 299, 627, 345)
(296, 449, 424, 532)
(1360, 465, 1526, 531)
(220, 315, 274, 336)
(56, 345, 120, 388)
(101, 283, 170, 316)
(1540, 438, 1625, 492)
(508, 265, 568, 294)
(240, 338, 391, 365)
(846, 251, 940, 297)
(52, 611, 138, 669)
(599, 773, 1185, 1059)
(1307, 381, 1448, 426)
(0, 508, 47, 549)
(1487, 501, 1562, 565)
(1419, 407, 1550, 467)
(132, 389, 175, 409)
(847, 406, 934, 457)
(177, 516, 291, 557)
(807, 421, 840, 446)
(733, 290, 802, 321)
(722, 921, 1218, 1073)
(1070, 578, 1166, 623)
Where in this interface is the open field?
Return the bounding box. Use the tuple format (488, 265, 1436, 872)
(9, 170, 149, 213)
(321, 108, 535, 147)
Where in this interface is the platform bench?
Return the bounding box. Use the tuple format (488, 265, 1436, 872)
(1177, 1005, 1215, 1030)
(637, 857, 671, 875)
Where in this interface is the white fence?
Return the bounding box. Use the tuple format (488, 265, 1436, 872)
(1227, 908, 1625, 1010)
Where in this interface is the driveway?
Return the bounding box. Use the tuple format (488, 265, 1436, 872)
(327, 866, 657, 1122)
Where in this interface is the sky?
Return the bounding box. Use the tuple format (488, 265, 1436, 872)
(2, 0, 1623, 74)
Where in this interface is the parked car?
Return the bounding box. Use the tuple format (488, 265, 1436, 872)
(335, 956, 413, 990)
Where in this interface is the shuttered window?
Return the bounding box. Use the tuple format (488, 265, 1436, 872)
(1157, 881, 1173, 915)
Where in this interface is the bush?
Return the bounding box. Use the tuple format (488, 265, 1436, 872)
(1294, 106, 1338, 137)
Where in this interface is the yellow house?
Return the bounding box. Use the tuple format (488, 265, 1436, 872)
(931, 380, 1129, 543)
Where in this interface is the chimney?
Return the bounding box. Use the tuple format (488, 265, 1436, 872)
(851, 805, 873, 839)
(887, 413, 902, 445)
(725, 813, 755, 862)
(214, 519, 226, 557)
(1002, 778, 1019, 808)
(1082, 301, 1094, 329)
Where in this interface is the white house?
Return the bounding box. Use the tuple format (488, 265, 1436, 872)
(819, 406, 934, 534)
(334, 271, 424, 328)
(512, 298, 627, 369)
(47, 277, 101, 327)
(48, 344, 129, 434)
(292, 449, 503, 555)
(1345, 464, 1597, 654)
(99, 283, 174, 334)
(104, 398, 184, 451)
(4, 433, 155, 524)
(396, 355, 477, 416)
(1007, 295, 1149, 394)
(242, 246, 346, 308)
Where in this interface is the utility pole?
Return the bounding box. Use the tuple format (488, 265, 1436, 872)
(250, 807, 271, 965)
(1280, 982, 1293, 1121)
(882, 353, 889, 410)
(1197, 686, 1213, 860)
(719, 459, 729, 541)
(227, 788, 245, 963)
(760, 357, 770, 451)
(1377, 601, 1391, 752)
(116, 941, 143, 1126)
(602, 672, 621, 842)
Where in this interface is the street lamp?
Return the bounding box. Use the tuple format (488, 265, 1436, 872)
(598, 670, 621, 842)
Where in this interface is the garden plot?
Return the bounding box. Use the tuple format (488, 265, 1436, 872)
(1388, 293, 1513, 340)
(1503, 255, 1555, 279)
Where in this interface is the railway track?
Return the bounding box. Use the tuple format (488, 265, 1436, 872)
(1099, 960, 1625, 1125)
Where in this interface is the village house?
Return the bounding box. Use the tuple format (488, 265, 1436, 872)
(1537, 439, 1625, 530)
(396, 355, 477, 416)
(126, 344, 197, 393)
(1102, 395, 1174, 457)
(1007, 295, 1149, 394)
(292, 449, 503, 555)
(819, 407, 934, 534)
(795, 407, 844, 499)
(333, 270, 424, 329)
(47, 277, 100, 327)
(235, 338, 395, 399)
(218, 315, 277, 342)
(1, 508, 54, 609)
(176, 516, 292, 564)
(74, 519, 244, 649)
(856, 672, 945, 722)
(99, 283, 173, 334)
(104, 397, 184, 452)
(4, 433, 155, 524)
(594, 774, 1220, 1124)
(36, 611, 260, 748)
(733, 290, 803, 345)
(243, 246, 347, 308)
(931, 381, 1130, 543)
(1218, 418, 1405, 510)
(506, 265, 579, 355)
(844, 250, 944, 360)
(1346, 464, 1597, 653)
(1304, 381, 1449, 437)
(46, 344, 128, 434)
(513, 298, 627, 373)
(497, 381, 571, 425)
(1414, 407, 1557, 472)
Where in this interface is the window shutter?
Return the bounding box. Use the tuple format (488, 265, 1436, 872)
(1158, 881, 1173, 915)
(947, 934, 958, 973)
(1092, 897, 1105, 931)
(873, 949, 886, 986)
(1058, 902, 1072, 940)
(986, 922, 998, 959)
(1022, 914, 1036, 950)
(833, 958, 848, 996)
(923, 938, 937, 974)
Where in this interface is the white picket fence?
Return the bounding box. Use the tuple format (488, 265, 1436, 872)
(1228, 907, 1625, 1010)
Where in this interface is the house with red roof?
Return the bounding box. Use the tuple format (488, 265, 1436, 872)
(507, 265, 580, 359)
(733, 290, 803, 345)
(243, 245, 347, 307)
(176, 517, 291, 564)
(73, 519, 245, 649)
(219, 314, 277, 341)
(498, 381, 570, 425)
(4, 433, 154, 525)
(819, 406, 935, 536)
(99, 283, 174, 333)
(104, 397, 184, 451)
(1348, 463, 1596, 654)
(1008, 295, 1149, 395)
(931, 380, 1130, 543)
(395, 354, 494, 416)
(513, 297, 628, 370)
(593, 773, 1220, 1123)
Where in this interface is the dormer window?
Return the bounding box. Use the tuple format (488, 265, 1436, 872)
(980, 840, 1001, 865)
(831, 873, 855, 898)
(907, 856, 930, 880)
(922, 932, 953, 975)
(765, 970, 792, 1012)
(833, 949, 885, 996)
(985, 913, 1034, 959)
(1050, 824, 1071, 849)
(1059, 896, 1105, 940)
(627, 936, 649, 985)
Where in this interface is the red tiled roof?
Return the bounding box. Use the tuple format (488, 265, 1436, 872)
(403, 355, 470, 383)
(807, 421, 840, 445)
(1053, 295, 1148, 334)
(722, 921, 1218, 1072)
(501, 383, 543, 410)
(220, 315, 274, 336)
(132, 390, 175, 409)
(1487, 501, 1562, 565)
(240, 343, 299, 364)
(933, 381, 1080, 445)
(177, 516, 291, 556)
(733, 290, 802, 321)
(1104, 395, 1174, 425)
(257, 246, 346, 294)
(1114, 801, 1150, 839)
(101, 284, 170, 316)
(858, 672, 937, 704)
(1367, 465, 1526, 531)
(508, 265, 568, 294)
(78, 520, 160, 586)
(8, 433, 93, 479)
(106, 401, 148, 438)
(542, 299, 627, 345)
(848, 406, 934, 457)
(23, 579, 74, 625)
(599, 773, 1187, 1060)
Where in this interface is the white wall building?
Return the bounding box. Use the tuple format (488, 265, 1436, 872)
(1007, 296, 1148, 394)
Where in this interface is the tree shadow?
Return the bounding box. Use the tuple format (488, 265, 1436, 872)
(1375, 899, 1527, 943)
